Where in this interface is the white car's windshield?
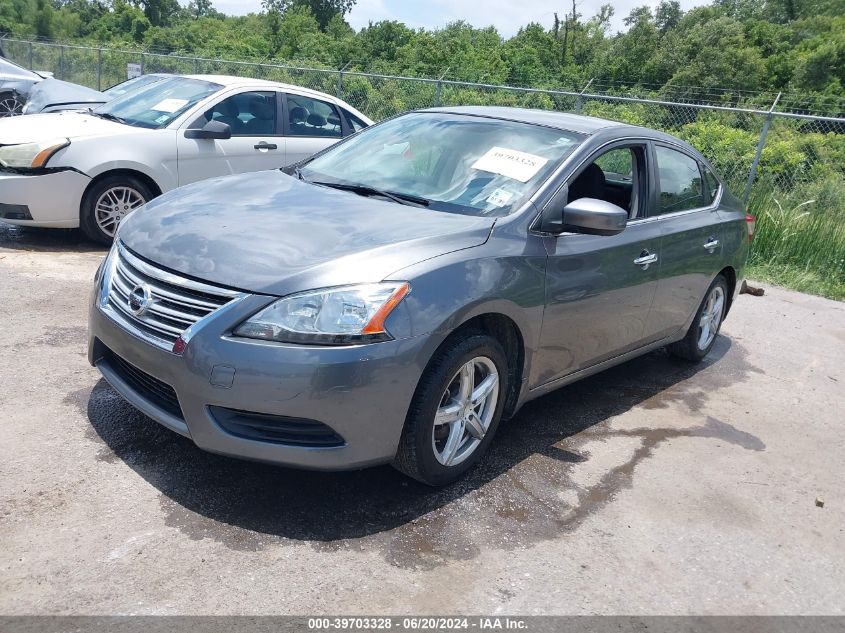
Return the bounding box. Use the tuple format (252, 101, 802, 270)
(300, 112, 584, 217)
(92, 77, 221, 129)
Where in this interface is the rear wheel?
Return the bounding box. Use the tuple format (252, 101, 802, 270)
(80, 174, 153, 245)
(393, 333, 508, 486)
(0, 92, 23, 117)
(669, 275, 728, 362)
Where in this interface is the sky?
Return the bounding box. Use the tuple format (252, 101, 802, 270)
(211, 0, 711, 36)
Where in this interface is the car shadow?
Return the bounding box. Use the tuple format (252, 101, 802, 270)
(85, 335, 751, 545)
(0, 222, 104, 253)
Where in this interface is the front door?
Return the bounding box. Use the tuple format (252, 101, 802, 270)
(176, 90, 286, 186)
(533, 143, 662, 387)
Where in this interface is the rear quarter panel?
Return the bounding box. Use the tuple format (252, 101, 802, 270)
(717, 189, 751, 312)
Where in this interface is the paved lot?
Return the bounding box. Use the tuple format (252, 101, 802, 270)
(1, 223, 844, 615)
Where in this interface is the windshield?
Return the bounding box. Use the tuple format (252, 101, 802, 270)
(92, 77, 221, 129)
(300, 112, 584, 216)
(103, 74, 168, 99)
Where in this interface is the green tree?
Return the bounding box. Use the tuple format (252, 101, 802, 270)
(261, 0, 355, 30)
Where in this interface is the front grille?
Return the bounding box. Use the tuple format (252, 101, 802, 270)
(104, 243, 241, 350)
(104, 347, 183, 419)
(210, 406, 345, 447)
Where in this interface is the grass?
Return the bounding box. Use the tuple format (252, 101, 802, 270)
(745, 178, 845, 302)
(746, 261, 845, 301)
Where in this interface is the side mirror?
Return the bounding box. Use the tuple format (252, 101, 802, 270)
(542, 197, 628, 236)
(184, 119, 231, 140)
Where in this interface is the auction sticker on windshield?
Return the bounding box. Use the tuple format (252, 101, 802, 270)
(471, 146, 548, 182)
(151, 98, 189, 113)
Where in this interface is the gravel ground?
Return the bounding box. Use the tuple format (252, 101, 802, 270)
(1, 223, 843, 615)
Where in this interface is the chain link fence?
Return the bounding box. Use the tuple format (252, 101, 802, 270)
(2, 36, 844, 222)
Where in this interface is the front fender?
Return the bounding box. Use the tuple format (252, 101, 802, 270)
(52, 132, 177, 192)
(389, 233, 548, 405)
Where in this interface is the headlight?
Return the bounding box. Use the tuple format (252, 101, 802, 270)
(234, 282, 410, 345)
(0, 138, 69, 169)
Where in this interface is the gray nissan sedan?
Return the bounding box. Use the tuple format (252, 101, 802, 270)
(88, 106, 751, 485)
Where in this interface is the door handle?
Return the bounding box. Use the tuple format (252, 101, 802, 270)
(633, 250, 658, 270)
(254, 142, 277, 150)
(703, 237, 720, 251)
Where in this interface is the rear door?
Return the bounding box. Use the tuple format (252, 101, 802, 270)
(283, 92, 348, 164)
(648, 143, 726, 339)
(534, 141, 663, 386)
(176, 89, 285, 186)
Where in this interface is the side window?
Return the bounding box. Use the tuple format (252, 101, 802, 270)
(655, 146, 706, 214)
(594, 148, 632, 180)
(567, 146, 644, 218)
(345, 111, 368, 134)
(701, 164, 721, 205)
(287, 94, 343, 138)
(191, 91, 277, 136)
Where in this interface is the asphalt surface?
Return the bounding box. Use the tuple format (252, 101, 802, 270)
(1, 222, 843, 615)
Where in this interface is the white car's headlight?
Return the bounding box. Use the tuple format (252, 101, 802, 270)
(0, 138, 69, 169)
(234, 282, 410, 345)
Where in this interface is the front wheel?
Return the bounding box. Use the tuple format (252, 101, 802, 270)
(0, 92, 23, 117)
(393, 333, 508, 486)
(80, 175, 153, 245)
(669, 274, 729, 362)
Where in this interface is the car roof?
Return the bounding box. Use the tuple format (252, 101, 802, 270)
(181, 74, 334, 98)
(421, 106, 626, 134)
(417, 105, 712, 162)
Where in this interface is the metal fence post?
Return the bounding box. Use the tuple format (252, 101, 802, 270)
(140, 52, 145, 74)
(194, 57, 199, 73)
(97, 48, 102, 90)
(575, 78, 594, 113)
(336, 62, 350, 99)
(434, 69, 450, 107)
(59, 45, 64, 79)
(743, 92, 781, 205)
(29, 41, 33, 69)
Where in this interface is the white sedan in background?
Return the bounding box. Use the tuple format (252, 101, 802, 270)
(0, 74, 372, 243)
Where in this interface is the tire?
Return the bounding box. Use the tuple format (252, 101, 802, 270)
(669, 274, 729, 362)
(393, 332, 509, 486)
(0, 91, 23, 117)
(80, 174, 154, 245)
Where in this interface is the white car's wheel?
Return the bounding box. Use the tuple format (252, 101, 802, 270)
(81, 175, 154, 245)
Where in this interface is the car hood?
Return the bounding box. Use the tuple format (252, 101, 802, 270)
(0, 111, 135, 144)
(26, 78, 105, 111)
(119, 170, 496, 296)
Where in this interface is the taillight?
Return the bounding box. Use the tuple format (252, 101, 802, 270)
(745, 213, 756, 242)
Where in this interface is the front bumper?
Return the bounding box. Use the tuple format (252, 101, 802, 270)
(0, 169, 90, 228)
(87, 289, 430, 471)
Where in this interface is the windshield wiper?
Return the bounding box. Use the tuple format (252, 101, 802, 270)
(309, 180, 429, 208)
(87, 110, 129, 126)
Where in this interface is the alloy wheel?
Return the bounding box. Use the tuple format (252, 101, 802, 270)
(94, 186, 146, 237)
(697, 285, 725, 350)
(432, 356, 499, 467)
(0, 96, 23, 117)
